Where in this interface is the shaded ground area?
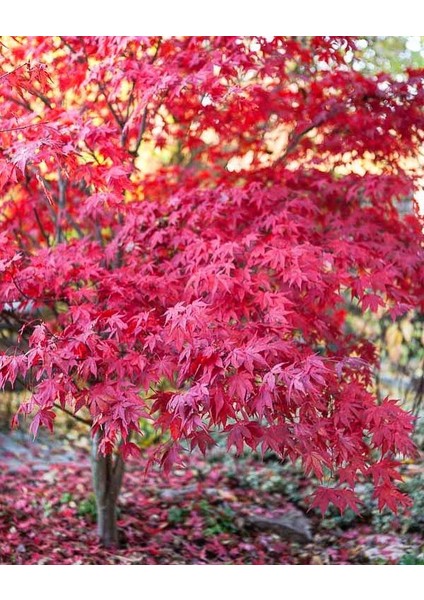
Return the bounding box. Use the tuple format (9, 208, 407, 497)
(0, 431, 82, 471)
(1, 432, 423, 565)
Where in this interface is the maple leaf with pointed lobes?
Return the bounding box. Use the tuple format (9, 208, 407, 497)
(228, 371, 254, 403)
(311, 487, 361, 516)
(374, 485, 413, 513)
(361, 293, 385, 313)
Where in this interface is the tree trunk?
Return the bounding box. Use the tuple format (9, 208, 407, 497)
(91, 431, 125, 548)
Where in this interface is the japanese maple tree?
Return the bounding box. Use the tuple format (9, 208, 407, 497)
(0, 36, 423, 547)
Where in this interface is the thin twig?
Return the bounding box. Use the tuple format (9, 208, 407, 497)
(3, 93, 32, 111)
(56, 170, 67, 244)
(64, 212, 84, 239)
(53, 403, 92, 426)
(0, 62, 28, 82)
(28, 88, 53, 109)
(59, 37, 78, 55)
(33, 208, 51, 246)
(129, 39, 162, 157)
(99, 83, 125, 130)
(130, 106, 148, 156)
(0, 119, 52, 134)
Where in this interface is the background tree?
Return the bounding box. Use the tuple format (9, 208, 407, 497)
(0, 36, 423, 547)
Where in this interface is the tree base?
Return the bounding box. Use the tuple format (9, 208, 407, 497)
(91, 432, 125, 548)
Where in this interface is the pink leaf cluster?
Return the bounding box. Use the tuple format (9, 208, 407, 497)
(0, 37, 423, 513)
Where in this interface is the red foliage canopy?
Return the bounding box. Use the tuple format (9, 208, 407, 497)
(0, 36, 423, 512)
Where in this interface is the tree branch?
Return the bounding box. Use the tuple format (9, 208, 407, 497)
(272, 103, 343, 167)
(53, 403, 92, 426)
(274, 120, 323, 166)
(130, 106, 148, 157)
(129, 39, 162, 157)
(56, 171, 67, 244)
(99, 83, 125, 130)
(0, 119, 51, 134)
(64, 212, 84, 239)
(33, 208, 51, 246)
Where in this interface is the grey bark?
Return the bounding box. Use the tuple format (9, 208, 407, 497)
(91, 431, 125, 548)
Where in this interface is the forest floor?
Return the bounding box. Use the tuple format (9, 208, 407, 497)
(1, 428, 424, 565)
